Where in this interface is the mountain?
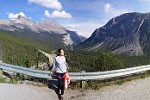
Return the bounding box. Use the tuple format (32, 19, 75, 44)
(0, 15, 86, 49)
(77, 12, 150, 56)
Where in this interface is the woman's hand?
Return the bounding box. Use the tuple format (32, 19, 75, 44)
(49, 71, 53, 75)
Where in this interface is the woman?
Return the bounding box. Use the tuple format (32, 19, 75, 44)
(51, 48, 68, 100)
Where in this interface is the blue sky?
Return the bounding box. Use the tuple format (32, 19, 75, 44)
(1, 0, 150, 37)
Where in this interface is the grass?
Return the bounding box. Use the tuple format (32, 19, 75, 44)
(0, 70, 11, 83)
(0, 77, 11, 83)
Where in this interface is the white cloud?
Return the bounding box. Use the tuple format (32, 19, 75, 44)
(66, 22, 104, 38)
(104, 3, 128, 17)
(104, 3, 111, 12)
(8, 12, 26, 19)
(44, 10, 72, 19)
(28, 0, 62, 10)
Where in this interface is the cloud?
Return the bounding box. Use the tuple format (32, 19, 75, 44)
(44, 10, 72, 19)
(104, 3, 128, 17)
(104, 3, 111, 12)
(7, 12, 26, 19)
(28, 0, 62, 10)
(66, 22, 103, 38)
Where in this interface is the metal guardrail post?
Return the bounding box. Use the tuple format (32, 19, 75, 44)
(0, 69, 2, 78)
(80, 71, 86, 89)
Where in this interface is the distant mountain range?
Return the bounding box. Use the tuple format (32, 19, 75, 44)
(0, 15, 86, 49)
(2, 12, 150, 56)
(77, 12, 150, 56)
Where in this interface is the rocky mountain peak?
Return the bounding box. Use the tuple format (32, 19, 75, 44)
(0, 16, 86, 49)
(17, 15, 26, 19)
(42, 19, 57, 24)
(16, 15, 32, 22)
(77, 12, 150, 56)
(41, 19, 67, 31)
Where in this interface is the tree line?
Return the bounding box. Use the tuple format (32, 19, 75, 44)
(1, 31, 150, 72)
(0, 32, 50, 68)
(66, 50, 150, 72)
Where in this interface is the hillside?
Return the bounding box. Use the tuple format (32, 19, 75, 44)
(76, 12, 150, 56)
(0, 31, 50, 68)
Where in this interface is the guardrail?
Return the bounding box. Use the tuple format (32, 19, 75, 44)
(0, 62, 150, 81)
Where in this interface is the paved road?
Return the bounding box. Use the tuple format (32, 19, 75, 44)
(0, 77, 150, 100)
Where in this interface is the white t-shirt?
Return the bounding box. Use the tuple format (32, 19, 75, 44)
(52, 56, 67, 73)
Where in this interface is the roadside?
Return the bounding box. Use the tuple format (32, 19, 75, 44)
(0, 76, 150, 100)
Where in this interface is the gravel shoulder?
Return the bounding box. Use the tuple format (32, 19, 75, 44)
(0, 77, 150, 100)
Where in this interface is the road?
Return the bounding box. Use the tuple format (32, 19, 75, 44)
(38, 49, 56, 66)
(0, 77, 150, 100)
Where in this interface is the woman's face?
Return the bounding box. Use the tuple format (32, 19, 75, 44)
(59, 49, 64, 56)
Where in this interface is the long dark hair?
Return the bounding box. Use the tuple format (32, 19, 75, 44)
(57, 48, 63, 56)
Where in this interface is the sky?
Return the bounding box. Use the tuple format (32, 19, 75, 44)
(1, 0, 150, 38)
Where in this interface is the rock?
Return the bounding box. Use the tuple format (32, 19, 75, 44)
(77, 12, 150, 56)
(0, 16, 86, 48)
